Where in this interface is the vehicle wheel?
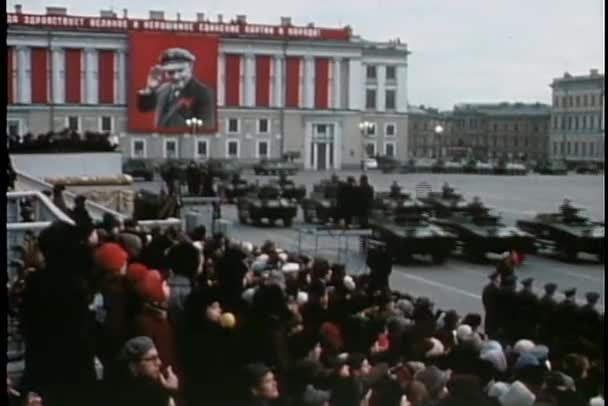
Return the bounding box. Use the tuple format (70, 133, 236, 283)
(284, 217, 293, 227)
(431, 253, 448, 265)
(464, 245, 485, 262)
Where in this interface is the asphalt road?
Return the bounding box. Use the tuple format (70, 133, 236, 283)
(134, 170, 605, 315)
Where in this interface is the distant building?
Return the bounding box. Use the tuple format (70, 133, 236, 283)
(549, 70, 605, 164)
(6, 6, 410, 170)
(407, 102, 550, 162)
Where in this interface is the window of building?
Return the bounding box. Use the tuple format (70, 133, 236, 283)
(257, 140, 269, 159)
(164, 139, 179, 159)
(100, 116, 113, 133)
(582, 116, 587, 129)
(562, 96, 567, 107)
(365, 141, 376, 157)
(566, 142, 571, 155)
(195, 138, 208, 159)
(590, 95, 596, 106)
(385, 89, 396, 109)
(385, 123, 397, 137)
(257, 118, 270, 134)
(560, 142, 565, 154)
(366, 65, 376, 79)
(590, 142, 594, 156)
(514, 123, 519, 131)
(567, 117, 572, 129)
(67, 116, 80, 131)
(582, 142, 587, 156)
(575, 95, 580, 107)
(227, 140, 239, 158)
(385, 66, 396, 80)
(583, 95, 588, 106)
(227, 118, 240, 133)
(384, 141, 396, 157)
(568, 96, 573, 107)
(554, 96, 559, 107)
(574, 116, 579, 130)
(553, 142, 558, 156)
(365, 122, 377, 136)
(574, 142, 579, 156)
(132, 139, 146, 159)
(366, 89, 376, 110)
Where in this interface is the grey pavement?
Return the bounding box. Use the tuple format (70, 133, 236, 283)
(135, 170, 605, 315)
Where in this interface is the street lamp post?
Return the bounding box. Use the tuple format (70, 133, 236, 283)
(359, 121, 374, 171)
(186, 117, 204, 136)
(434, 124, 444, 159)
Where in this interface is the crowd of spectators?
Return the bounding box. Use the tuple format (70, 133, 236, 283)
(6, 215, 605, 406)
(8, 130, 117, 153)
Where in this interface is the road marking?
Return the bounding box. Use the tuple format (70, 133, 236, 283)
(393, 270, 482, 300)
(527, 260, 605, 283)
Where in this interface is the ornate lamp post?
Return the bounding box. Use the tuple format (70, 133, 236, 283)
(186, 117, 204, 135)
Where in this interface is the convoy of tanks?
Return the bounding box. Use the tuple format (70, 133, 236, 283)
(130, 158, 603, 265)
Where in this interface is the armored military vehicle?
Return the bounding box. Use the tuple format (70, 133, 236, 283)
(535, 160, 568, 175)
(223, 175, 257, 203)
(430, 199, 536, 261)
(418, 183, 470, 218)
(270, 176, 307, 202)
(133, 189, 181, 220)
(253, 159, 298, 176)
(369, 201, 456, 264)
(237, 184, 298, 227)
(301, 179, 339, 224)
(516, 201, 604, 262)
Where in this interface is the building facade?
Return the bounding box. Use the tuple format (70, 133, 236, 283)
(406, 105, 447, 158)
(548, 70, 605, 164)
(6, 7, 410, 170)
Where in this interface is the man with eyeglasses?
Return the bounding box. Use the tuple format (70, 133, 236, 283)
(106, 336, 179, 406)
(137, 47, 216, 130)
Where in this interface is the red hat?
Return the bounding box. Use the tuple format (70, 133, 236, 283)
(136, 269, 167, 303)
(320, 322, 344, 352)
(95, 243, 128, 274)
(126, 263, 148, 283)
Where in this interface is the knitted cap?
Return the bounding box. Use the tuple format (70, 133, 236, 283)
(136, 269, 167, 303)
(120, 336, 155, 362)
(117, 233, 143, 260)
(126, 262, 149, 283)
(95, 243, 128, 274)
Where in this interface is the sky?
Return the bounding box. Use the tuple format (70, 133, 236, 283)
(8, 0, 605, 110)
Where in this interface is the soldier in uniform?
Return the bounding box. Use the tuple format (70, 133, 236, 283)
(538, 282, 558, 345)
(559, 198, 580, 222)
(495, 274, 518, 342)
(137, 48, 216, 129)
(441, 182, 453, 198)
(513, 277, 540, 341)
(468, 196, 486, 218)
(358, 175, 374, 228)
(555, 288, 580, 349)
(482, 271, 501, 337)
(577, 292, 602, 352)
(186, 161, 201, 195)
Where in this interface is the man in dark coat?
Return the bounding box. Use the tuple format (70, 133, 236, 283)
(71, 195, 94, 228)
(137, 48, 215, 130)
(577, 292, 602, 352)
(494, 275, 518, 342)
(20, 221, 98, 406)
(537, 282, 558, 345)
(358, 175, 374, 227)
(186, 161, 201, 195)
(554, 288, 580, 352)
(513, 277, 540, 340)
(481, 271, 501, 337)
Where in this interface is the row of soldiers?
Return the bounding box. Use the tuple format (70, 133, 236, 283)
(482, 270, 603, 358)
(325, 174, 375, 227)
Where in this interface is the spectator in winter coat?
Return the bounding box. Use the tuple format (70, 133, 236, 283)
(107, 336, 179, 406)
(237, 363, 281, 406)
(133, 269, 178, 372)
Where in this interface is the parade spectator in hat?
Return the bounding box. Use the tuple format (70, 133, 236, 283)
(71, 194, 93, 228)
(133, 269, 178, 371)
(137, 47, 215, 129)
(578, 292, 602, 352)
(237, 363, 281, 406)
(106, 336, 179, 406)
(556, 288, 579, 344)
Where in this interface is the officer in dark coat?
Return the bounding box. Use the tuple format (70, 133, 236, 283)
(577, 292, 602, 351)
(538, 282, 558, 345)
(186, 161, 201, 195)
(481, 271, 501, 337)
(496, 252, 515, 287)
(513, 277, 540, 340)
(556, 288, 579, 342)
(357, 175, 374, 227)
(137, 48, 216, 130)
(389, 181, 401, 199)
(495, 274, 518, 342)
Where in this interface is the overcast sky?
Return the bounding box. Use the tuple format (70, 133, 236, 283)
(8, 0, 605, 110)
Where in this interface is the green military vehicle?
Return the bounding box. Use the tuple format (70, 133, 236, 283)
(237, 184, 298, 227)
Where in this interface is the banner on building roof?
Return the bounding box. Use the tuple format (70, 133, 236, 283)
(128, 31, 218, 134)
